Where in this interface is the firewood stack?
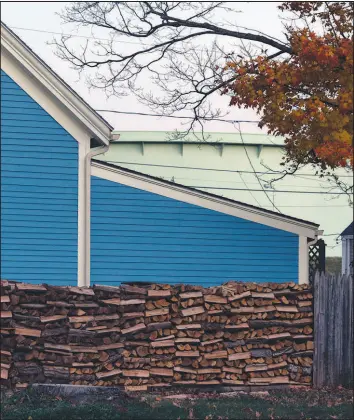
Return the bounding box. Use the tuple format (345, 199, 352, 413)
(0, 279, 314, 390)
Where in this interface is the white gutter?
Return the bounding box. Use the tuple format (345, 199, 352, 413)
(82, 143, 109, 287)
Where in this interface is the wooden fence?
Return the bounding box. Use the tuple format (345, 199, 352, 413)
(313, 272, 353, 388)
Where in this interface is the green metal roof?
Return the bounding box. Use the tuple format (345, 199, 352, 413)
(111, 131, 285, 146)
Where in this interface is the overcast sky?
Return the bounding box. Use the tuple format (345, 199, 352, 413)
(1, 1, 286, 133)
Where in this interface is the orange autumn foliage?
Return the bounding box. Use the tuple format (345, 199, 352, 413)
(223, 2, 353, 172)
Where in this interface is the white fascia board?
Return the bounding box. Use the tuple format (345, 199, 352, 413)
(1, 25, 111, 145)
(91, 161, 319, 238)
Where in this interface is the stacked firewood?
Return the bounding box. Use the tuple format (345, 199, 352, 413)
(0, 279, 313, 390)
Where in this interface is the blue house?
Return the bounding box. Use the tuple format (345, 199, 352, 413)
(1, 23, 321, 287)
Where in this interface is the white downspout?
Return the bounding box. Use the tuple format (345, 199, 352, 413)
(83, 143, 109, 287)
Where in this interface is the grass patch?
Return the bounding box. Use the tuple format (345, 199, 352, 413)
(1, 387, 353, 420)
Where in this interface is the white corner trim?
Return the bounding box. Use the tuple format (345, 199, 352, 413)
(77, 140, 90, 287)
(298, 236, 309, 284)
(78, 143, 109, 288)
(1, 24, 111, 145)
(84, 145, 109, 287)
(91, 161, 319, 238)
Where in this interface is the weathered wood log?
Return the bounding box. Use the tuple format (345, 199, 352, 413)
(14, 328, 41, 337)
(14, 362, 43, 376)
(146, 322, 172, 332)
(16, 284, 47, 292)
(121, 323, 146, 335)
(181, 306, 205, 317)
(43, 366, 69, 379)
(204, 351, 228, 359)
(250, 349, 272, 358)
(230, 307, 255, 314)
(68, 287, 95, 296)
(228, 352, 251, 361)
(248, 376, 289, 384)
(175, 351, 200, 357)
(122, 369, 150, 378)
(251, 292, 275, 299)
(145, 308, 169, 317)
(204, 295, 228, 304)
(228, 291, 251, 302)
(68, 316, 94, 323)
(121, 285, 147, 295)
(148, 290, 171, 297)
(179, 292, 203, 299)
(96, 369, 122, 379)
(46, 301, 74, 308)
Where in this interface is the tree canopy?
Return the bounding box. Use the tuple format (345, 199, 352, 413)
(55, 1, 353, 191)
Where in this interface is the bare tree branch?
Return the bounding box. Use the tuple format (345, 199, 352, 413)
(54, 1, 291, 136)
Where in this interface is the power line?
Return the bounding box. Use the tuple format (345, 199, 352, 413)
(262, 205, 349, 208)
(191, 186, 348, 194)
(97, 109, 259, 124)
(9, 26, 156, 47)
(170, 176, 342, 189)
(236, 124, 281, 212)
(237, 172, 263, 207)
(105, 160, 353, 178)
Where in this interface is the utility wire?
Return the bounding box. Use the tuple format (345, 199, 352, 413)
(235, 123, 282, 212)
(9, 26, 157, 47)
(168, 176, 342, 189)
(105, 160, 353, 178)
(262, 205, 349, 208)
(192, 186, 348, 194)
(97, 109, 259, 124)
(237, 172, 263, 207)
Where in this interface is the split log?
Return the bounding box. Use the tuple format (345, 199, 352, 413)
(228, 291, 251, 302)
(179, 292, 203, 299)
(204, 351, 228, 359)
(14, 328, 41, 337)
(121, 323, 146, 335)
(148, 290, 171, 297)
(228, 352, 251, 361)
(176, 324, 201, 330)
(204, 295, 227, 304)
(122, 369, 150, 378)
(16, 284, 47, 292)
(150, 368, 173, 376)
(145, 309, 169, 317)
(68, 287, 95, 296)
(181, 306, 205, 317)
(96, 369, 122, 379)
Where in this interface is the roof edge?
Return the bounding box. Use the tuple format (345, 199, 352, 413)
(92, 159, 320, 238)
(1, 22, 113, 145)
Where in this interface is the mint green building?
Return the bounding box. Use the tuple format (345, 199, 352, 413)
(97, 131, 352, 255)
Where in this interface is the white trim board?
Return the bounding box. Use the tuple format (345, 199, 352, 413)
(1, 23, 112, 146)
(91, 161, 319, 238)
(298, 236, 309, 284)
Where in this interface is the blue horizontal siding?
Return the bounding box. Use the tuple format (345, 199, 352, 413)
(0, 70, 78, 285)
(91, 176, 299, 286)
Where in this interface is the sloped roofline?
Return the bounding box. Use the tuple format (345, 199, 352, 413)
(92, 159, 320, 239)
(1, 22, 113, 145)
(341, 221, 353, 237)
